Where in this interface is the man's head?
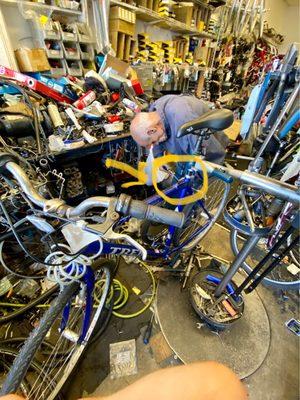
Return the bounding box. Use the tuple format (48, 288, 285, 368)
(130, 111, 167, 148)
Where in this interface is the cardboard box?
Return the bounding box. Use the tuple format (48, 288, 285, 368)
(15, 48, 50, 72)
(109, 19, 135, 36)
(110, 6, 136, 23)
(174, 4, 193, 26)
(104, 54, 130, 77)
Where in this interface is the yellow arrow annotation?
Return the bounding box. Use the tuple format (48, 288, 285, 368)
(106, 154, 208, 206)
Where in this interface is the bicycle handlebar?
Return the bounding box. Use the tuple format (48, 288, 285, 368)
(1, 156, 185, 228)
(206, 162, 300, 205)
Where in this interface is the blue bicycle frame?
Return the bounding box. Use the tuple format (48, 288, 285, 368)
(60, 165, 232, 342)
(85, 167, 231, 260)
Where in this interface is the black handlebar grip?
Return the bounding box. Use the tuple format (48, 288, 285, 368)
(116, 194, 185, 228)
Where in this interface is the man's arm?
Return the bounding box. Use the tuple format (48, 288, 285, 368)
(0, 362, 247, 400)
(82, 361, 247, 400)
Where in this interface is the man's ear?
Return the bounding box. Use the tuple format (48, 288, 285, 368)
(146, 128, 156, 136)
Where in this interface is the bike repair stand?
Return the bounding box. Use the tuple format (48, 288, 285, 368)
(156, 215, 271, 379)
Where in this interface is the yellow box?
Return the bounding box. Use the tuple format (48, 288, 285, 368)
(109, 19, 135, 36)
(15, 48, 50, 72)
(197, 20, 205, 32)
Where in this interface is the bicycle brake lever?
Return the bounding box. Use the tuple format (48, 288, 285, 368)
(103, 227, 147, 260)
(83, 198, 147, 260)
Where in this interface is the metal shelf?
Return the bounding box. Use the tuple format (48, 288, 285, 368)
(0, 0, 82, 16)
(110, 0, 216, 39)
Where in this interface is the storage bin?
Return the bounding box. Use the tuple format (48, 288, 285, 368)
(82, 60, 96, 75)
(48, 59, 67, 76)
(41, 20, 61, 40)
(60, 22, 77, 41)
(75, 22, 94, 43)
(65, 59, 83, 76)
(79, 43, 94, 60)
(62, 41, 80, 60)
(44, 40, 63, 59)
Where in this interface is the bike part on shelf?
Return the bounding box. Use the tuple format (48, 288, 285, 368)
(177, 109, 234, 138)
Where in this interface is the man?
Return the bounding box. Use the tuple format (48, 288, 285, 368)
(130, 94, 229, 165)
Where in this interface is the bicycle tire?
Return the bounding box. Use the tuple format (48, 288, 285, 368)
(0, 346, 61, 398)
(1, 262, 112, 399)
(0, 281, 79, 396)
(175, 177, 231, 251)
(230, 229, 300, 290)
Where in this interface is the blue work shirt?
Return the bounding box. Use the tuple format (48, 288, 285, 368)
(149, 95, 229, 164)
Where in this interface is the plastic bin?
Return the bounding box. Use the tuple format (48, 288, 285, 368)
(60, 22, 77, 41)
(62, 41, 80, 60)
(41, 20, 61, 40)
(57, 0, 81, 10)
(82, 60, 96, 75)
(48, 59, 66, 76)
(79, 43, 94, 60)
(75, 22, 94, 43)
(44, 40, 63, 59)
(29, 17, 61, 43)
(65, 59, 83, 76)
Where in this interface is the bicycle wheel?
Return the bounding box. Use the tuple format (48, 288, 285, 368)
(230, 229, 300, 290)
(0, 346, 58, 399)
(0, 261, 112, 399)
(173, 177, 231, 250)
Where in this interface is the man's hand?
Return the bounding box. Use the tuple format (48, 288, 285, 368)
(0, 396, 24, 400)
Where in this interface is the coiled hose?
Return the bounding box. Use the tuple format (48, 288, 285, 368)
(94, 261, 156, 319)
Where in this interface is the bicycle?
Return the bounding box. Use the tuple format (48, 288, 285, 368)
(226, 44, 300, 289)
(0, 152, 187, 398)
(1, 109, 299, 395)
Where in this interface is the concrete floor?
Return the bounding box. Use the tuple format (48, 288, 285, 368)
(66, 224, 299, 400)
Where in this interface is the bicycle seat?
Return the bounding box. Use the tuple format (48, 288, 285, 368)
(177, 109, 234, 138)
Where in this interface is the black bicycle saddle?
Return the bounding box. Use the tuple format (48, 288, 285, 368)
(177, 109, 234, 138)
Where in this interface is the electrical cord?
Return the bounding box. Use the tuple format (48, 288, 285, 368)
(94, 260, 156, 319)
(0, 284, 58, 323)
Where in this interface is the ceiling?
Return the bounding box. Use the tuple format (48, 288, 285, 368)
(284, 0, 299, 5)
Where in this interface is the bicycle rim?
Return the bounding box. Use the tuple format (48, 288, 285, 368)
(0, 346, 61, 399)
(0, 266, 111, 399)
(175, 177, 231, 251)
(230, 229, 300, 290)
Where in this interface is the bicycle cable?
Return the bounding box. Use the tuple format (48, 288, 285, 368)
(0, 200, 97, 269)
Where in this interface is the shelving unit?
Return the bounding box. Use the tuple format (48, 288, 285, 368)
(110, 0, 216, 39)
(0, 0, 82, 16)
(0, 0, 97, 77)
